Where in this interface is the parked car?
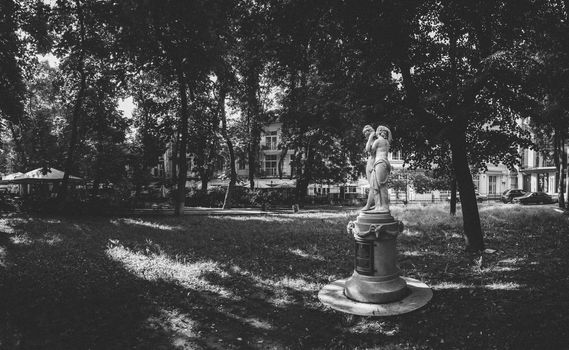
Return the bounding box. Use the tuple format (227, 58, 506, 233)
(501, 189, 528, 203)
(512, 191, 554, 205)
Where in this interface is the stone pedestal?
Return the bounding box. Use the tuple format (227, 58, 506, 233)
(318, 210, 432, 316)
(344, 211, 408, 303)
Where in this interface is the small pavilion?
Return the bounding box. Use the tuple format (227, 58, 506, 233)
(1, 168, 83, 197)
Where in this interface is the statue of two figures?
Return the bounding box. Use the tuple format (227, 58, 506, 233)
(361, 125, 393, 213)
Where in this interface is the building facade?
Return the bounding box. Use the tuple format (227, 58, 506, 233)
(151, 122, 569, 201)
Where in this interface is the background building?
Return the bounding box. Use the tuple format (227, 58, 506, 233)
(151, 122, 569, 203)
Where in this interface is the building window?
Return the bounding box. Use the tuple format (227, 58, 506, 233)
(238, 156, 246, 170)
(488, 175, 497, 195)
(390, 151, 402, 161)
(510, 175, 518, 189)
(544, 152, 555, 167)
(316, 187, 329, 197)
(265, 154, 278, 176)
(538, 173, 548, 192)
(265, 131, 278, 150)
(523, 174, 531, 191)
(289, 154, 295, 176)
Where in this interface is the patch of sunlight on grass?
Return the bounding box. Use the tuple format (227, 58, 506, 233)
(227, 313, 273, 330)
(208, 215, 295, 222)
(294, 212, 354, 220)
(0, 219, 16, 233)
(479, 203, 509, 212)
(491, 266, 520, 272)
(225, 265, 319, 306)
(431, 282, 475, 290)
(401, 250, 444, 257)
(484, 282, 521, 290)
(498, 258, 525, 265)
(145, 308, 201, 349)
(0, 246, 6, 267)
(110, 218, 182, 231)
(41, 219, 62, 224)
(7, 232, 62, 246)
(105, 245, 235, 298)
(485, 214, 509, 223)
(350, 321, 399, 336)
(402, 229, 423, 237)
(273, 276, 320, 292)
(43, 233, 63, 246)
(10, 233, 32, 246)
(145, 308, 197, 335)
(288, 248, 325, 261)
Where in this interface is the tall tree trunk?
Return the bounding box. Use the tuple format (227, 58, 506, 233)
(218, 83, 237, 210)
(200, 169, 208, 195)
(8, 122, 26, 171)
(277, 146, 288, 179)
(558, 135, 567, 209)
(91, 178, 100, 198)
(171, 133, 178, 184)
(246, 68, 261, 190)
(174, 68, 190, 216)
(295, 138, 314, 205)
(59, 0, 86, 201)
(450, 132, 484, 252)
(448, 28, 459, 217)
(565, 140, 569, 205)
(450, 175, 457, 216)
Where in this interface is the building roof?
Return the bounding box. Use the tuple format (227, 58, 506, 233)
(1, 168, 83, 184)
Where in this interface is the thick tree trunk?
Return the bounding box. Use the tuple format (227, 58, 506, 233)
(174, 68, 190, 216)
(59, 0, 86, 201)
(450, 133, 484, 252)
(245, 66, 261, 190)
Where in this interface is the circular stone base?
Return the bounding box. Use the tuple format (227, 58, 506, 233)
(318, 277, 432, 316)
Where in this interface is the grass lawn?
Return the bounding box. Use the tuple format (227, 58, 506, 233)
(1, 203, 568, 349)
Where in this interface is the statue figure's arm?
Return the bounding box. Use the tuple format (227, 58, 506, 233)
(370, 138, 381, 154)
(365, 133, 375, 153)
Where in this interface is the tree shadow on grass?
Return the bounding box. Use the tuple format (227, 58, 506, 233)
(0, 214, 354, 349)
(0, 219, 198, 349)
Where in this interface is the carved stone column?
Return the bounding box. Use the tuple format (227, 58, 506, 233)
(344, 211, 408, 303)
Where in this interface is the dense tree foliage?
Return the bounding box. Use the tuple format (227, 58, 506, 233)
(525, 1, 569, 209)
(2, 1, 569, 250)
